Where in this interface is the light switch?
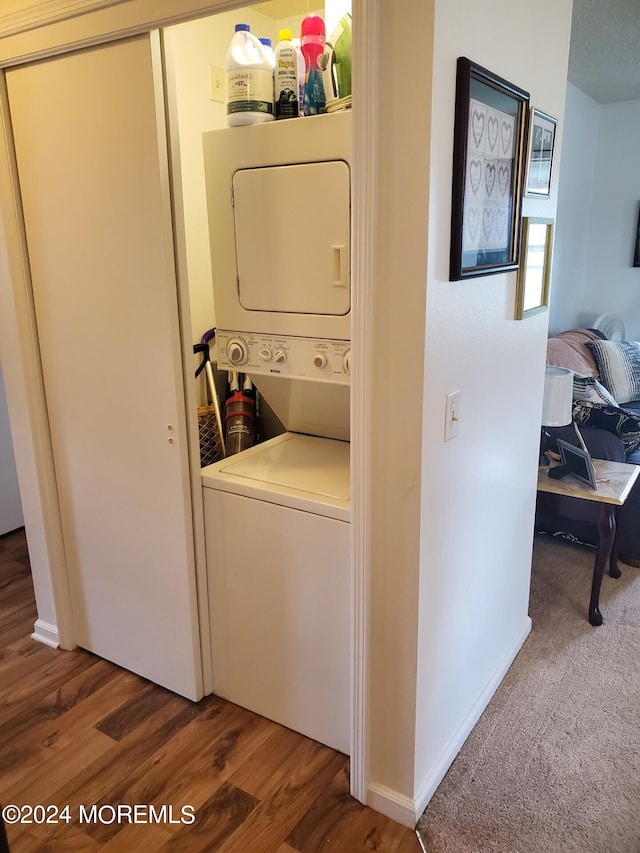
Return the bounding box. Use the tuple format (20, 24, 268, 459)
(210, 66, 225, 103)
(445, 390, 460, 441)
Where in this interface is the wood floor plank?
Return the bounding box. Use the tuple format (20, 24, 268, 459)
(160, 781, 259, 852)
(1, 656, 117, 746)
(3, 724, 115, 806)
(0, 648, 95, 726)
(228, 723, 312, 799)
(100, 822, 173, 851)
(296, 784, 421, 853)
(156, 704, 275, 812)
(284, 762, 363, 851)
(6, 698, 196, 850)
(0, 669, 145, 801)
(0, 639, 55, 689)
(95, 679, 177, 741)
(0, 605, 37, 647)
(78, 699, 247, 845)
(0, 578, 37, 620)
(88, 696, 238, 813)
(10, 823, 98, 853)
(215, 741, 347, 853)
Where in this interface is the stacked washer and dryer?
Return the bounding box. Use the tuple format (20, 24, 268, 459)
(201, 111, 352, 755)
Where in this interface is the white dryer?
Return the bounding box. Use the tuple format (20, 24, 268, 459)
(201, 112, 352, 754)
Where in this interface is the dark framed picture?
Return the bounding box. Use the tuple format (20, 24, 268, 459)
(450, 57, 530, 281)
(525, 109, 557, 197)
(634, 205, 640, 267)
(515, 217, 554, 319)
(553, 439, 597, 490)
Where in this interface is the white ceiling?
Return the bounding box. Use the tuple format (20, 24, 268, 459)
(568, 0, 640, 103)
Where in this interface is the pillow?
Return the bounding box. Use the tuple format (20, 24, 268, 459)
(572, 373, 617, 406)
(572, 402, 640, 455)
(547, 329, 603, 377)
(586, 340, 640, 404)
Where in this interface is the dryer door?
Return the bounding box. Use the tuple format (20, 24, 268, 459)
(233, 160, 350, 316)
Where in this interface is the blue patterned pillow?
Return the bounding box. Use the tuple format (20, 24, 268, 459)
(573, 402, 640, 454)
(585, 340, 640, 404)
(572, 373, 617, 406)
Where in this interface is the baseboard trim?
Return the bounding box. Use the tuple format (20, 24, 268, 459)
(366, 783, 417, 829)
(366, 617, 532, 829)
(31, 618, 60, 649)
(413, 616, 532, 822)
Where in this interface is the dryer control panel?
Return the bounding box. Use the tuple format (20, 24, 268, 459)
(216, 331, 350, 385)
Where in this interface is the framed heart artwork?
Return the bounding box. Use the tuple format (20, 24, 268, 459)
(450, 57, 530, 280)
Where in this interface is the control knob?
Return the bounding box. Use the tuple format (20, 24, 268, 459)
(313, 353, 328, 369)
(259, 348, 273, 362)
(273, 349, 287, 364)
(343, 349, 351, 375)
(227, 337, 249, 366)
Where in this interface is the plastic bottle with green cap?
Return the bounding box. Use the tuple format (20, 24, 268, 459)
(274, 28, 300, 119)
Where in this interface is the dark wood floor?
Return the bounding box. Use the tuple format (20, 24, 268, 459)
(0, 528, 421, 853)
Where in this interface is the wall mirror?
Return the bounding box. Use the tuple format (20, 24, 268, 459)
(515, 217, 554, 319)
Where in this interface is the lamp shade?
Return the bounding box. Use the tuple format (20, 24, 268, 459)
(542, 366, 573, 427)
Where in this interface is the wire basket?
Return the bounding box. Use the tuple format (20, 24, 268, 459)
(198, 405, 224, 467)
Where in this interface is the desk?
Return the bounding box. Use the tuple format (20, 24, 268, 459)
(537, 459, 640, 625)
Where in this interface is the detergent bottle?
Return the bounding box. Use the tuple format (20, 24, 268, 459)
(300, 14, 326, 115)
(225, 24, 274, 126)
(274, 29, 300, 119)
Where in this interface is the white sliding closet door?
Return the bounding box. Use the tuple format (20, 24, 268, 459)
(6, 34, 203, 699)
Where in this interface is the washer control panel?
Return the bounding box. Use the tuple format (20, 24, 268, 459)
(216, 331, 351, 384)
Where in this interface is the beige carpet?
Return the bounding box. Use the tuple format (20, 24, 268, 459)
(416, 533, 640, 853)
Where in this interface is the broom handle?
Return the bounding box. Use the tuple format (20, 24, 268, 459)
(205, 359, 226, 458)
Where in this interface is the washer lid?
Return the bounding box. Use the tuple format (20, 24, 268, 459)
(219, 433, 349, 500)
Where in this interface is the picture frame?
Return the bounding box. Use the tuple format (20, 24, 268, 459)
(550, 439, 597, 490)
(525, 109, 557, 197)
(515, 217, 554, 319)
(634, 205, 640, 268)
(450, 57, 530, 281)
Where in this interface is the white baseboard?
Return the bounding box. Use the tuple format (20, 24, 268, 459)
(367, 616, 532, 830)
(413, 616, 532, 822)
(31, 618, 60, 649)
(366, 783, 417, 829)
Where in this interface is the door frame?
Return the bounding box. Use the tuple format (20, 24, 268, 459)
(0, 0, 378, 805)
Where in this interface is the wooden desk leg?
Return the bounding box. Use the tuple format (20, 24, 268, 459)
(589, 504, 616, 626)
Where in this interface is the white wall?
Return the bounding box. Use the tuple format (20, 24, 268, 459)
(583, 99, 640, 337)
(550, 84, 601, 334)
(413, 0, 573, 811)
(550, 86, 640, 338)
(366, 0, 573, 815)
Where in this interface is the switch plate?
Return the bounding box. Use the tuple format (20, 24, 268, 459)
(444, 390, 460, 441)
(210, 66, 225, 102)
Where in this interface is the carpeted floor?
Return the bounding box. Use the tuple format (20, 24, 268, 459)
(416, 533, 640, 853)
